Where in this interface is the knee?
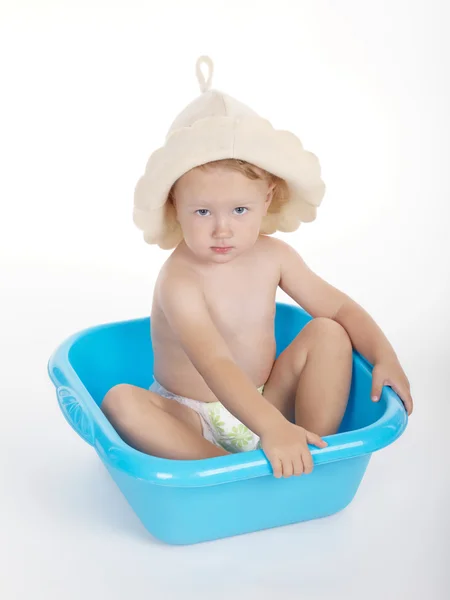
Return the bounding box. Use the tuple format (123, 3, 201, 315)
(305, 317, 352, 353)
(101, 383, 134, 418)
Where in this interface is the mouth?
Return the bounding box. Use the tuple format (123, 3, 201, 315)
(211, 246, 233, 253)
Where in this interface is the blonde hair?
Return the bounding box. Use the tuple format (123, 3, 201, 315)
(168, 159, 289, 211)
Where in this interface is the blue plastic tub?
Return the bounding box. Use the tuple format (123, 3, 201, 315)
(47, 302, 407, 545)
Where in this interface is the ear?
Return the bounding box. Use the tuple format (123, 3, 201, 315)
(264, 182, 275, 213)
(167, 193, 180, 223)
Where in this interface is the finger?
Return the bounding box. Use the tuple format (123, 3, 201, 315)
(371, 375, 384, 402)
(270, 455, 283, 479)
(292, 453, 304, 476)
(402, 390, 414, 416)
(282, 457, 294, 479)
(387, 381, 414, 416)
(305, 430, 328, 448)
(391, 382, 413, 415)
(302, 449, 314, 475)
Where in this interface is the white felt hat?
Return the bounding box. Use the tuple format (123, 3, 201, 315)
(133, 56, 326, 249)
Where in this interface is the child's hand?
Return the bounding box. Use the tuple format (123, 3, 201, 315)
(371, 357, 413, 416)
(260, 421, 328, 478)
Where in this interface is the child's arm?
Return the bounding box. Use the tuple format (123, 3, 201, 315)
(275, 238, 413, 414)
(275, 238, 394, 362)
(158, 270, 286, 436)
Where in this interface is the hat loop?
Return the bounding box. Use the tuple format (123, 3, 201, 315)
(195, 55, 214, 93)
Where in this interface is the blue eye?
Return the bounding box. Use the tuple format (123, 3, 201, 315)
(195, 207, 248, 216)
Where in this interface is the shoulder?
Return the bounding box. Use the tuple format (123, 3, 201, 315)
(159, 260, 202, 294)
(155, 259, 205, 317)
(157, 243, 203, 288)
(257, 235, 299, 265)
(257, 234, 291, 251)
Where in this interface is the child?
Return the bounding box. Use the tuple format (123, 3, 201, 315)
(101, 56, 413, 479)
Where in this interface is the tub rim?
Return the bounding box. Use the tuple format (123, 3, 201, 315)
(47, 303, 408, 487)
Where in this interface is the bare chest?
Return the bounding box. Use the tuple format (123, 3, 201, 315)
(202, 261, 279, 342)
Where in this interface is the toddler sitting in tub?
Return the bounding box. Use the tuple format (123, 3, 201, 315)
(102, 56, 413, 479)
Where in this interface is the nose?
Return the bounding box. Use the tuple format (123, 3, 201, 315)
(212, 218, 233, 240)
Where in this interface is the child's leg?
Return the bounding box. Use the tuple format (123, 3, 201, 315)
(101, 384, 229, 460)
(262, 317, 353, 436)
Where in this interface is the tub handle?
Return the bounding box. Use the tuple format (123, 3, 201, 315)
(57, 386, 95, 446)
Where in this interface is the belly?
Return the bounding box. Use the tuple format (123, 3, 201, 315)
(152, 327, 277, 403)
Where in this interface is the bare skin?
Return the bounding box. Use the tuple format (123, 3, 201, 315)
(102, 165, 355, 477)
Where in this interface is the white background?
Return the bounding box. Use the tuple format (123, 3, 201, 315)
(1, 1, 449, 598)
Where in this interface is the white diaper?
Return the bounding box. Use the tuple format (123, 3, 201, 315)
(149, 378, 263, 453)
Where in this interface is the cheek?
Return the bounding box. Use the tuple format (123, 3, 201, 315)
(243, 212, 264, 227)
(184, 217, 209, 236)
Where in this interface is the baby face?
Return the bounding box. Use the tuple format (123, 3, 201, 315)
(172, 166, 273, 264)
